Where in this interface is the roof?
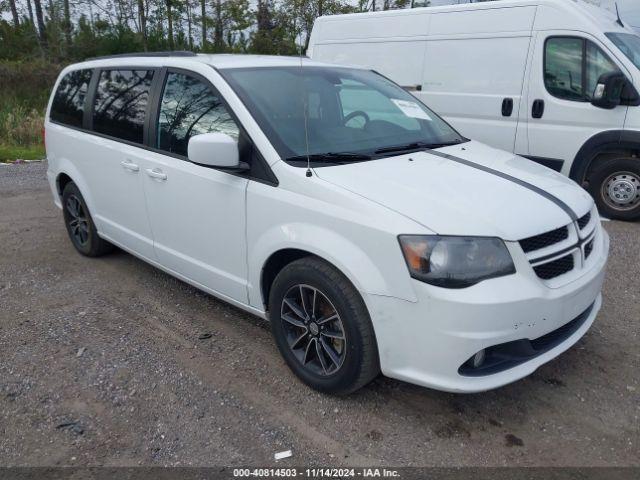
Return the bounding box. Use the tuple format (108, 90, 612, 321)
(71, 53, 344, 71)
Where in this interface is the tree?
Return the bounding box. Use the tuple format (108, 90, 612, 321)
(166, 0, 175, 49)
(63, 0, 72, 50)
(32, 0, 47, 50)
(8, 0, 20, 27)
(201, 0, 207, 48)
(138, 0, 148, 50)
(26, 0, 35, 27)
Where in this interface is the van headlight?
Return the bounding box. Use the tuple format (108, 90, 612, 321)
(398, 235, 515, 288)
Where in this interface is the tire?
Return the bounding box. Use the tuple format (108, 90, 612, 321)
(61, 182, 114, 257)
(587, 158, 640, 221)
(268, 257, 379, 395)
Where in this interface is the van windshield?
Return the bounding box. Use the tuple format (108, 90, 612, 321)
(606, 32, 640, 70)
(220, 66, 465, 164)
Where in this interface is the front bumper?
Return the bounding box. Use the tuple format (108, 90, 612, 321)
(366, 229, 609, 393)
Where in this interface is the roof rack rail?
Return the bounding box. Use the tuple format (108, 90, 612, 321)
(88, 51, 197, 60)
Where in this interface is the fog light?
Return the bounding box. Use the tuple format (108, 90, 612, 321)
(472, 349, 486, 368)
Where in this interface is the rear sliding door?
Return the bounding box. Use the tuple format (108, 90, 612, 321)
(85, 68, 157, 259)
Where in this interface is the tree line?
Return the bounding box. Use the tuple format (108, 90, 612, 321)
(0, 0, 435, 61)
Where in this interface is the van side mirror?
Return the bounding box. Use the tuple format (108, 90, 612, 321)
(187, 132, 249, 171)
(591, 72, 627, 109)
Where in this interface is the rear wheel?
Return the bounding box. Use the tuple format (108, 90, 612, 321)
(587, 158, 640, 221)
(62, 182, 114, 257)
(268, 257, 379, 395)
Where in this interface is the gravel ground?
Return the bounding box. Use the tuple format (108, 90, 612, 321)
(0, 161, 638, 467)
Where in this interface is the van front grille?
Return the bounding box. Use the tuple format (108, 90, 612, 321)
(519, 226, 568, 253)
(577, 211, 591, 230)
(533, 254, 574, 280)
(584, 238, 594, 259)
(522, 206, 597, 283)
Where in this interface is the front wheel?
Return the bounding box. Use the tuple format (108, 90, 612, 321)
(587, 158, 640, 221)
(268, 257, 379, 395)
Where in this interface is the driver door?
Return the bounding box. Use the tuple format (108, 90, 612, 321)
(138, 69, 249, 303)
(526, 32, 628, 174)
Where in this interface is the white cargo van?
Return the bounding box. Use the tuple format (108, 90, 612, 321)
(308, 0, 640, 220)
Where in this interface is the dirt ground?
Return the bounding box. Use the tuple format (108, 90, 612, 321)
(0, 161, 638, 467)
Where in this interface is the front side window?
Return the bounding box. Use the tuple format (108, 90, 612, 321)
(50, 69, 92, 127)
(92, 69, 154, 144)
(157, 72, 239, 157)
(545, 37, 620, 101)
(220, 66, 463, 162)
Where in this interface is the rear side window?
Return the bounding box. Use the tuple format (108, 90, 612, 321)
(544, 37, 620, 102)
(93, 69, 154, 144)
(157, 72, 239, 157)
(50, 69, 92, 127)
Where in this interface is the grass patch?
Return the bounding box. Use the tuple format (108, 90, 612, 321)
(0, 61, 54, 163)
(0, 144, 45, 162)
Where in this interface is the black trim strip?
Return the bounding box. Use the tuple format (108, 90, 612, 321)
(425, 149, 579, 222)
(522, 155, 564, 172)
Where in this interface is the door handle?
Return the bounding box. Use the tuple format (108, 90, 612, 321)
(501, 98, 514, 117)
(120, 159, 139, 172)
(532, 99, 545, 119)
(146, 168, 167, 181)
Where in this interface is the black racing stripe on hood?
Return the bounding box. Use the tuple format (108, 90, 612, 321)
(425, 149, 579, 222)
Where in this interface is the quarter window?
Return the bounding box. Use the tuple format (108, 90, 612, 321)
(92, 69, 154, 144)
(544, 37, 620, 102)
(157, 72, 239, 157)
(50, 69, 92, 127)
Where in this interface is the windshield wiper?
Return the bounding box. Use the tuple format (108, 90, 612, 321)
(285, 152, 373, 163)
(374, 140, 465, 155)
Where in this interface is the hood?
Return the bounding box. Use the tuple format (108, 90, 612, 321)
(314, 141, 594, 241)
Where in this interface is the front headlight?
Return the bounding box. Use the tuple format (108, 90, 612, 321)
(398, 235, 515, 288)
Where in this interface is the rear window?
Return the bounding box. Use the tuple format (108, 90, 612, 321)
(92, 69, 154, 144)
(50, 69, 93, 127)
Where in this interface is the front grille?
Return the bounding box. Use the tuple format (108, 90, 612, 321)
(584, 238, 594, 259)
(533, 254, 574, 280)
(577, 211, 591, 230)
(519, 226, 569, 253)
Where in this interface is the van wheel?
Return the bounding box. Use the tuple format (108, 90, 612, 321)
(268, 257, 379, 395)
(588, 158, 640, 221)
(62, 182, 114, 257)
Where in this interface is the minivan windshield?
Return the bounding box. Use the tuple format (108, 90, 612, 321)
(606, 32, 640, 70)
(220, 66, 465, 163)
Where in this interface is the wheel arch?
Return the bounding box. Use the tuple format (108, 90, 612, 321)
(52, 160, 98, 218)
(570, 130, 640, 184)
(251, 224, 417, 312)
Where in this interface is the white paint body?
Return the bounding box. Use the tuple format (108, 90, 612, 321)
(46, 54, 608, 393)
(308, 0, 640, 177)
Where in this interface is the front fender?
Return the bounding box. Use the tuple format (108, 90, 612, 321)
(248, 222, 418, 309)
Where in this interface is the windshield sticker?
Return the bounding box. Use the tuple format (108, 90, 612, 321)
(391, 99, 432, 121)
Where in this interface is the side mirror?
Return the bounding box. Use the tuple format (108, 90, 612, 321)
(591, 72, 626, 109)
(187, 132, 248, 170)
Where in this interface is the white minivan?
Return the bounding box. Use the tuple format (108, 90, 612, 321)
(46, 53, 608, 394)
(308, 0, 640, 220)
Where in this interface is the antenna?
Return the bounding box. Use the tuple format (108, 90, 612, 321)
(298, 31, 313, 178)
(615, 2, 624, 28)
